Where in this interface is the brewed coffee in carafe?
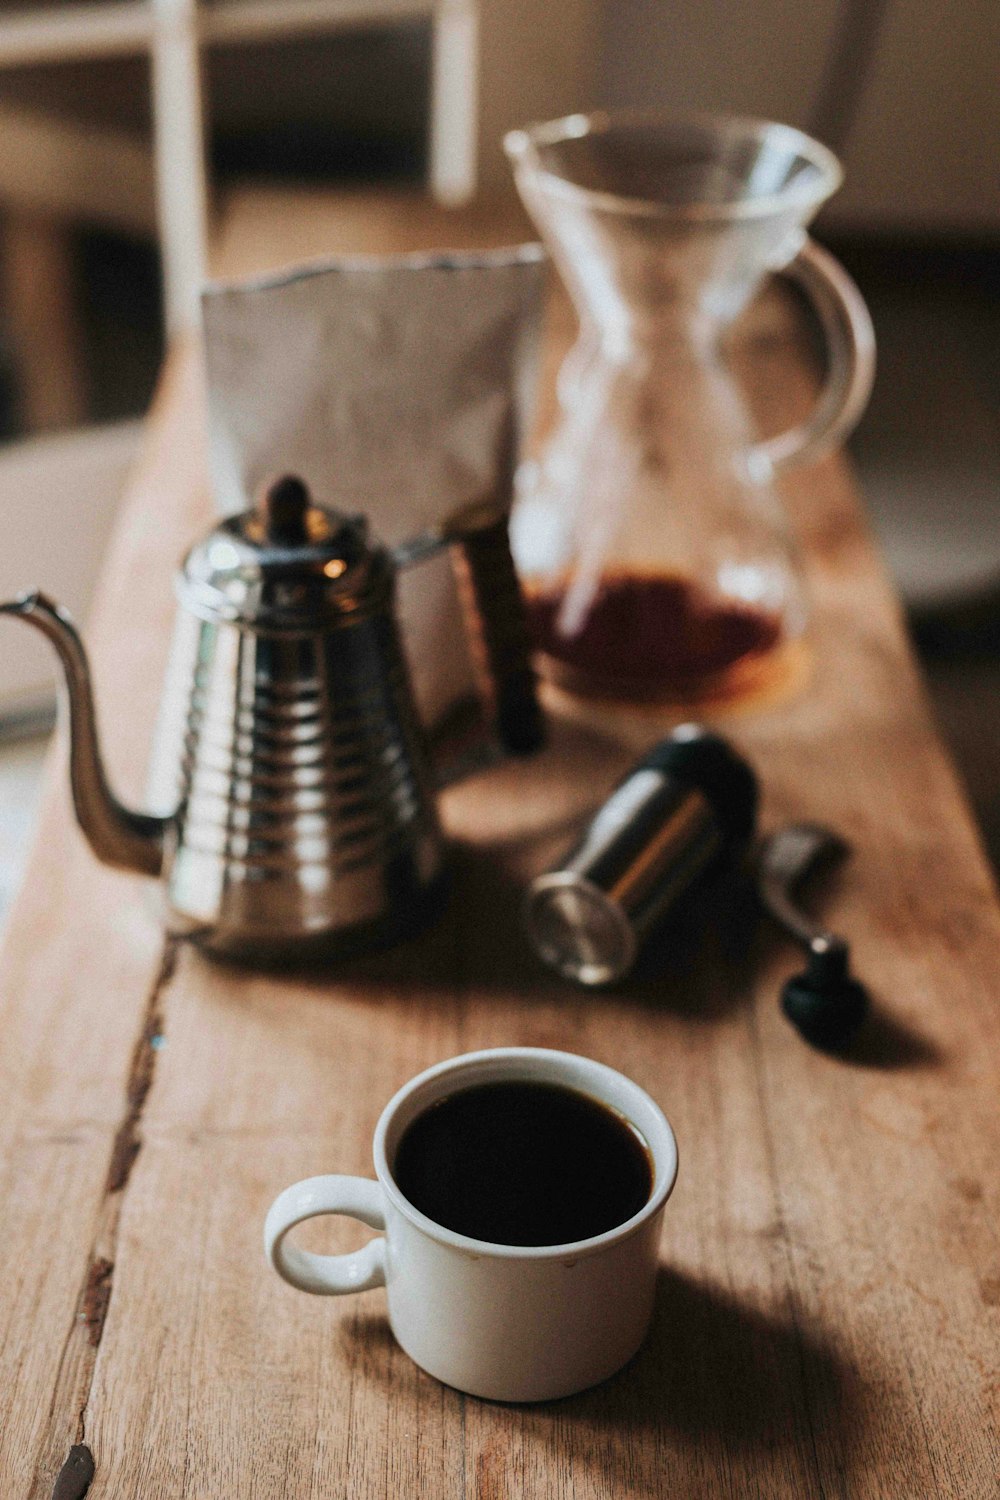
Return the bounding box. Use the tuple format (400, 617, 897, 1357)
(506, 113, 875, 703)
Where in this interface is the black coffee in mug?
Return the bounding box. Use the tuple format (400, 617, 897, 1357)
(392, 1080, 653, 1246)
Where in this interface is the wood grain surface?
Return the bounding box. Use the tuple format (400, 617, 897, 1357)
(1, 193, 998, 1499)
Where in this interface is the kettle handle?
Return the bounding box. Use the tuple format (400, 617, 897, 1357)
(445, 501, 546, 756)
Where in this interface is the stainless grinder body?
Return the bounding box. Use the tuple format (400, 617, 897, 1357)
(147, 595, 445, 961)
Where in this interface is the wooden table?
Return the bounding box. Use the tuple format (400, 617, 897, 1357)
(3, 192, 999, 1500)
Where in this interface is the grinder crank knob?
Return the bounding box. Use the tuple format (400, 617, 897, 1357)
(781, 934, 869, 1049)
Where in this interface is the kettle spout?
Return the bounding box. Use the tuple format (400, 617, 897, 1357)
(0, 591, 166, 877)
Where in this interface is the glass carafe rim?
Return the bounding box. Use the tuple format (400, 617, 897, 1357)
(504, 108, 843, 225)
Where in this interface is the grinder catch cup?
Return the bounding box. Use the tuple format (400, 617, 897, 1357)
(524, 726, 758, 985)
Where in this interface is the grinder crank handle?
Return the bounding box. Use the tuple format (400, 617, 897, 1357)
(755, 822, 869, 1049)
(445, 499, 546, 757)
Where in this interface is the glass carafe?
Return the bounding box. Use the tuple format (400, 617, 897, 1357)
(505, 112, 875, 703)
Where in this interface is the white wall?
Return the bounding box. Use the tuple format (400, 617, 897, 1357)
(834, 0, 1000, 233)
(594, 0, 1000, 233)
(477, 0, 603, 191)
(599, 0, 841, 129)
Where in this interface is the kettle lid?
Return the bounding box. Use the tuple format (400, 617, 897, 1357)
(178, 476, 390, 630)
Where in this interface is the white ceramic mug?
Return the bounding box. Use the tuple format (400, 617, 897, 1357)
(264, 1047, 679, 1402)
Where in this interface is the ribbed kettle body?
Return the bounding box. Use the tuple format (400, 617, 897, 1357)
(146, 604, 445, 958)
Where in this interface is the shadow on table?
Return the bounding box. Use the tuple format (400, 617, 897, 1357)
(246, 835, 766, 1025)
(214, 844, 942, 1069)
(340, 1265, 861, 1493)
(826, 1004, 942, 1071)
(196, 701, 943, 1070)
(567, 1266, 853, 1445)
(202, 835, 941, 1071)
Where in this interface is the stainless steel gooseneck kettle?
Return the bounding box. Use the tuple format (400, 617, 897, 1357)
(1, 476, 544, 961)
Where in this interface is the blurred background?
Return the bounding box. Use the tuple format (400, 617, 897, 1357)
(0, 0, 997, 915)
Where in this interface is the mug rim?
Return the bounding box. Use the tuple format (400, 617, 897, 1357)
(372, 1046, 679, 1261)
(503, 107, 843, 224)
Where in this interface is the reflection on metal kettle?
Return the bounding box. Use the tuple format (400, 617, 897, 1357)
(0, 476, 544, 962)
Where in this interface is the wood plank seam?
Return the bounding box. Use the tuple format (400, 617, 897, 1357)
(33, 937, 180, 1500)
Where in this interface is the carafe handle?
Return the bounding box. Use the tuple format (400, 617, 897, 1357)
(748, 237, 876, 476)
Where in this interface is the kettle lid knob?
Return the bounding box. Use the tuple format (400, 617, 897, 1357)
(179, 475, 390, 630)
(261, 475, 310, 544)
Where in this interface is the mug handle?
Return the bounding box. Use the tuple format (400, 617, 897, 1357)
(264, 1176, 387, 1295)
(747, 236, 876, 477)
